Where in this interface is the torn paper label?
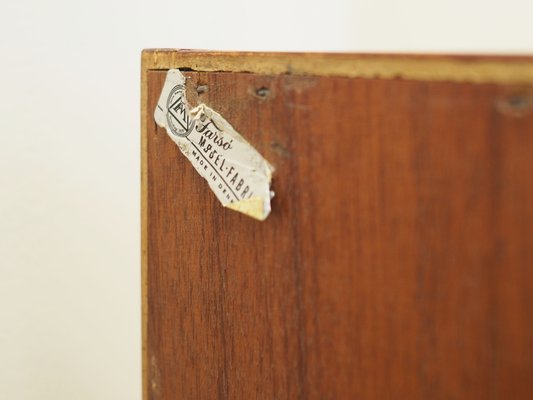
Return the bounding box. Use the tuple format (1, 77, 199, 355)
(154, 69, 274, 221)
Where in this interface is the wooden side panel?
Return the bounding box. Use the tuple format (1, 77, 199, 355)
(145, 69, 533, 399)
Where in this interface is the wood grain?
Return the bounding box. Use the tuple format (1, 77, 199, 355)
(143, 55, 533, 399)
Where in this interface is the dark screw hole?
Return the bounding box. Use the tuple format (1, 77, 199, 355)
(507, 95, 530, 109)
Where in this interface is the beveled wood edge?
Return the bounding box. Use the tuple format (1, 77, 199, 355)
(141, 53, 149, 400)
(142, 49, 533, 84)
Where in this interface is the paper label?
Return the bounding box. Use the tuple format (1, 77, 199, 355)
(154, 69, 274, 221)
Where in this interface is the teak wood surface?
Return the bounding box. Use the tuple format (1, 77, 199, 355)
(142, 51, 533, 399)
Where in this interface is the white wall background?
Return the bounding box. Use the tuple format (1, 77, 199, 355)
(0, 1, 531, 399)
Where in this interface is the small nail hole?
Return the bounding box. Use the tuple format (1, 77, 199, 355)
(507, 95, 530, 109)
(496, 93, 533, 118)
(256, 87, 270, 98)
(196, 85, 208, 94)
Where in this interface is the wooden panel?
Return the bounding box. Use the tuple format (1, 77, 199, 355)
(143, 56, 533, 399)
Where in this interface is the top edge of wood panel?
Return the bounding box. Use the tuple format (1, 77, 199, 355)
(141, 49, 533, 84)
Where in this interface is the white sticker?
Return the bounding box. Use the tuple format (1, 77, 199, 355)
(154, 69, 274, 221)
